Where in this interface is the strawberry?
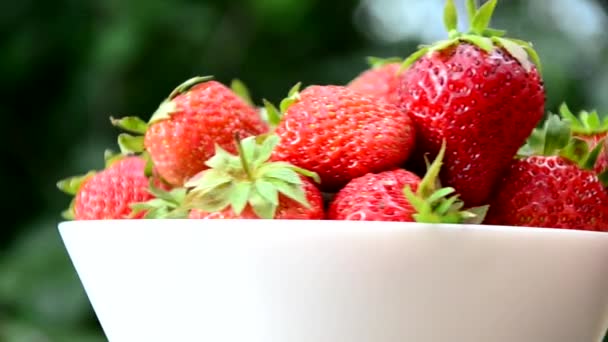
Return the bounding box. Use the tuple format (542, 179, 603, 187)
(559, 103, 608, 174)
(328, 169, 421, 221)
(347, 57, 403, 106)
(183, 134, 324, 220)
(268, 84, 415, 192)
(485, 115, 608, 231)
(329, 142, 488, 223)
(397, 0, 545, 206)
(112, 76, 267, 187)
(57, 155, 155, 220)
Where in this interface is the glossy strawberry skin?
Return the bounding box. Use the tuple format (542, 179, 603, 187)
(398, 43, 545, 206)
(348, 63, 403, 106)
(485, 156, 608, 231)
(188, 178, 324, 219)
(272, 85, 415, 192)
(328, 169, 421, 221)
(74, 157, 153, 220)
(144, 81, 267, 186)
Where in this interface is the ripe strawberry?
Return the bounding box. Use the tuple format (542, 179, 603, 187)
(397, 0, 545, 206)
(112, 76, 267, 187)
(269, 84, 415, 192)
(184, 134, 324, 220)
(485, 115, 608, 231)
(329, 142, 488, 223)
(57, 155, 155, 220)
(347, 57, 403, 106)
(559, 103, 608, 175)
(328, 169, 421, 221)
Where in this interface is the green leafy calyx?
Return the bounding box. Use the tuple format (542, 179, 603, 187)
(110, 116, 149, 155)
(403, 141, 488, 224)
(401, 0, 541, 73)
(183, 134, 319, 219)
(559, 103, 608, 136)
(518, 113, 606, 176)
(130, 181, 189, 219)
(262, 82, 302, 127)
(230, 78, 255, 107)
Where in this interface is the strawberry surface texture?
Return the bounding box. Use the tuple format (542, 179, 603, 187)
(399, 43, 545, 206)
(272, 85, 415, 192)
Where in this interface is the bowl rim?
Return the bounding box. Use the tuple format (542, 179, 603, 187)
(57, 219, 608, 238)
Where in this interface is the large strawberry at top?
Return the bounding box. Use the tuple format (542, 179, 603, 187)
(112, 77, 267, 187)
(397, 0, 545, 206)
(269, 84, 415, 192)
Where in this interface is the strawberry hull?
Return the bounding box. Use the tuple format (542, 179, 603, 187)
(59, 220, 608, 342)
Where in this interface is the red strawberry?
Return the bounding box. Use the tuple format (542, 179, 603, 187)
(397, 0, 545, 206)
(347, 57, 403, 106)
(269, 84, 415, 192)
(329, 142, 488, 223)
(559, 103, 608, 175)
(328, 169, 421, 221)
(57, 156, 155, 220)
(485, 115, 608, 231)
(184, 134, 324, 220)
(112, 76, 267, 187)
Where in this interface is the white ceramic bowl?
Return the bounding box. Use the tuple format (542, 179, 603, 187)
(58, 220, 608, 342)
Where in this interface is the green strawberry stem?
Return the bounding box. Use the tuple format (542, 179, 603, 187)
(234, 132, 254, 180)
(403, 141, 488, 224)
(401, 0, 541, 73)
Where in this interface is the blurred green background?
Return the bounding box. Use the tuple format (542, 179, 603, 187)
(1, 0, 607, 340)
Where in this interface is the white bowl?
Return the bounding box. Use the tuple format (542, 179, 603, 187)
(58, 220, 608, 342)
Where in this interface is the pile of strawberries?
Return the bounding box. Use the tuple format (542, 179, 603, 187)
(58, 0, 608, 232)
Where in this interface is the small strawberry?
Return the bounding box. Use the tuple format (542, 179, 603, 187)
(485, 115, 608, 231)
(268, 83, 415, 192)
(184, 134, 324, 220)
(329, 142, 488, 223)
(559, 103, 608, 174)
(328, 169, 421, 221)
(347, 57, 403, 106)
(397, 0, 545, 206)
(57, 154, 155, 220)
(112, 76, 267, 187)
